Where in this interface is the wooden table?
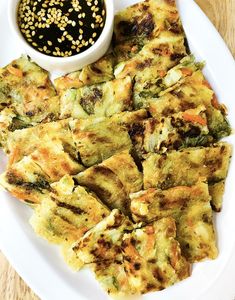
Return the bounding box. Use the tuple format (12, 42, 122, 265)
(0, 0, 234, 299)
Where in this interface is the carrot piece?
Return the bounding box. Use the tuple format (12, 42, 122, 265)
(180, 67, 193, 76)
(182, 112, 207, 126)
(161, 48, 171, 56)
(7, 65, 23, 78)
(131, 45, 138, 53)
(159, 70, 166, 78)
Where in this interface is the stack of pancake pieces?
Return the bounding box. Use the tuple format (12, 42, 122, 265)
(0, 0, 232, 296)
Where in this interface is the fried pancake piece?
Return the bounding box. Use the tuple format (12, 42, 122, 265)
(0, 156, 51, 204)
(113, 0, 185, 63)
(6, 110, 146, 170)
(132, 52, 195, 109)
(114, 33, 186, 80)
(69, 117, 132, 167)
(143, 142, 232, 210)
(121, 217, 190, 294)
(1, 120, 85, 204)
(144, 105, 210, 153)
(30, 175, 110, 265)
(5, 119, 77, 165)
(0, 56, 57, 144)
(0, 55, 55, 111)
(68, 110, 147, 167)
(59, 76, 133, 119)
(54, 54, 114, 93)
(75, 151, 143, 215)
(0, 95, 60, 147)
(0, 139, 84, 204)
(130, 182, 218, 262)
(148, 61, 231, 140)
(130, 105, 211, 157)
(134, 55, 201, 104)
(90, 217, 190, 296)
(70, 209, 133, 266)
(29, 141, 84, 181)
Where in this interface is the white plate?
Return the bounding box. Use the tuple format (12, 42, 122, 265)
(0, 1, 235, 299)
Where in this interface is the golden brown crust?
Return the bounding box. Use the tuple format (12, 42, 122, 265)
(147, 62, 231, 140)
(89, 216, 190, 296)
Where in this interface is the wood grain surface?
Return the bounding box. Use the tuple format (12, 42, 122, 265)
(0, 1, 234, 299)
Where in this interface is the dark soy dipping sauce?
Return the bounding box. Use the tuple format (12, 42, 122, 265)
(17, 0, 106, 57)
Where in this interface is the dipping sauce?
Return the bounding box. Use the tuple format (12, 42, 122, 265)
(17, 0, 106, 57)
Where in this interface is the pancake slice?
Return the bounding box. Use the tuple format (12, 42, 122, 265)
(0, 138, 85, 204)
(115, 33, 187, 81)
(89, 216, 190, 296)
(30, 175, 110, 268)
(59, 76, 133, 119)
(143, 142, 232, 210)
(121, 217, 190, 294)
(0, 56, 57, 145)
(0, 55, 55, 112)
(70, 209, 133, 266)
(0, 156, 51, 204)
(0, 119, 85, 204)
(75, 150, 143, 215)
(113, 0, 186, 63)
(69, 117, 132, 167)
(5, 119, 77, 164)
(134, 55, 202, 106)
(147, 59, 231, 140)
(130, 105, 211, 157)
(130, 182, 218, 262)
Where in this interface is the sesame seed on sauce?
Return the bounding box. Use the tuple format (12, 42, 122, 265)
(17, 0, 106, 57)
